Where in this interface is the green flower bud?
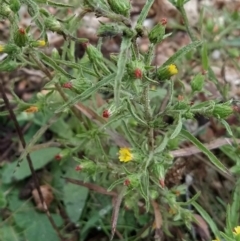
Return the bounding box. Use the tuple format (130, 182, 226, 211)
(107, 0, 131, 17)
(75, 159, 97, 175)
(51, 48, 60, 59)
(10, 0, 21, 13)
(124, 174, 140, 189)
(190, 74, 205, 92)
(127, 60, 145, 79)
(152, 162, 165, 180)
(183, 112, 194, 119)
(149, 18, 167, 44)
(0, 43, 20, 54)
(150, 190, 159, 200)
(212, 103, 233, 119)
(44, 17, 62, 32)
(13, 27, 28, 47)
(0, 59, 19, 72)
(0, 3, 12, 17)
(31, 40, 46, 48)
(157, 64, 178, 81)
(84, 43, 103, 62)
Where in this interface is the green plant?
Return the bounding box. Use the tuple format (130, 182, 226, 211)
(0, 0, 239, 240)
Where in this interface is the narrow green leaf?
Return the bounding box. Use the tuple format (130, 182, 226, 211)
(154, 134, 169, 154)
(170, 115, 182, 139)
(192, 201, 219, 237)
(162, 41, 202, 66)
(47, 1, 73, 7)
(114, 37, 131, 107)
(56, 73, 115, 113)
(230, 179, 240, 227)
(201, 42, 208, 70)
(180, 129, 227, 172)
(38, 52, 74, 79)
(107, 178, 125, 192)
(220, 119, 233, 136)
(136, 0, 155, 25)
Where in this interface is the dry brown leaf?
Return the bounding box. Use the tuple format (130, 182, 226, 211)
(32, 185, 54, 211)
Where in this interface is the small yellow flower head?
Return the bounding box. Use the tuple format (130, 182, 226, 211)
(37, 40, 46, 47)
(167, 64, 178, 76)
(118, 147, 133, 162)
(0, 45, 4, 52)
(233, 226, 240, 235)
(24, 106, 39, 113)
(212, 237, 220, 241)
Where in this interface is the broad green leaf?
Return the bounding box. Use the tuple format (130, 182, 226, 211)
(2, 147, 61, 184)
(192, 201, 219, 237)
(162, 41, 202, 66)
(180, 129, 227, 172)
(8, 191, 62, 241)
(63, 163, 89, 223)
(170, 115, 182, 139)
(0, 190, 7, 208)
(0, 225, 20, 241)
(56, 73, 115, 113)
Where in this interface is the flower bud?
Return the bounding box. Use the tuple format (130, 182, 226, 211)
(157, 64, 178, 81)
(102, 109, 110, 118)
(107, 0, 131, 17)
(75, 160, 96, 175)
(0, 3, 11, 17)
(159, 179, 165, 188)
(51, 48, 60, 59)
(212, 103, 233, 119)
(55, 149, 70, 161)
(13, 27, 28, 47)
(0, 59, 19, 72)
(31, 40, 47, 48)
(190, 74, 205, 92)
(0, 43, 20, 54)
(124, 174, 140, 189)
(10, 0, 21, 13)
(24, 106, 39, 113)
(150, 190, 159, 199)
(62, 82, 73, 89)
(85, 43, 103, 62)
(149, 19, 167, 44)
(44, 17, 62, 32)
(127, 60, 145, 79)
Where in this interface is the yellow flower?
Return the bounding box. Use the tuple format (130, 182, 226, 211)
(0, 45, 4, 52)
(37, 40, 46, 47)
(212, 237, 220, 241)
(118, 148, 133, 162)
(167, 64, 178, 76)
(233, 226, 240, 235)
(24, 106, 39, 113)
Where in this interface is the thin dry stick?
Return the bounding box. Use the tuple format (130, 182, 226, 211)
(0, 81, 64, 241)
(151, 200, 162, 241)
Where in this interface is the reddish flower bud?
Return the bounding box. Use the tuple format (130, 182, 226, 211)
(233, 106, 239, 112)
(75, 165, 82, 171)
(102, 109, 110, 118)
(124, 179, 130, 186)
(159, 179, 165, 188)
(55, 154, 62, 161)
(82, 41, 90, 49)
(134, 68, 143, 79)
(62, 82, 72, 89)
(18, 27, 26, 34)
(160, 18, 167, 25)
(178, 95, 184, 101)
